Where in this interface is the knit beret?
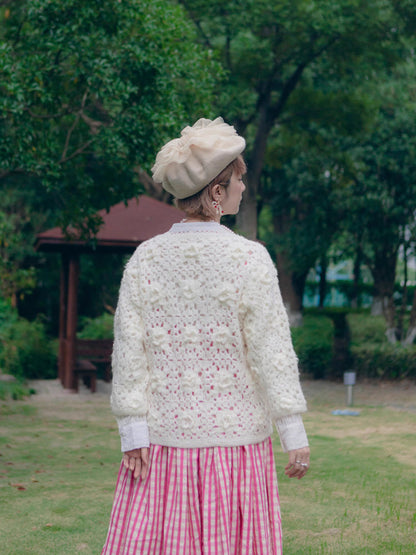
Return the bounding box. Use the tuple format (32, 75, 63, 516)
(151, 117, 246, 199)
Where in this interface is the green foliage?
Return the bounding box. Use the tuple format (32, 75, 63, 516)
(0, 300, 56, 379)
(78, 312, 114, 339)
(0, 379, 32, 401)
(347, 313, 387, 346)
(292, 315, 334, 379)
(347, 313, 416, 379)
(0, 0, 219, 231)
(351, 343, 416, 380)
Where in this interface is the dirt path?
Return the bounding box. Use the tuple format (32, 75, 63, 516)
(27, 377, 416, 412)
(302, 379, 416, 411)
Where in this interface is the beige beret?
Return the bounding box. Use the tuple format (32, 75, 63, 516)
(151, 117, 246, 199)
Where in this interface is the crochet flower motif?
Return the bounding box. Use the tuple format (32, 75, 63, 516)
(213, 326, 232, 345)
(181, 373, 200, 391)
(217, 375, 234, 391)
(182, 280, 200, 300)
(149, 375, 164, 393)
(183, 325, 200, 343)
(231, 246, 245, 260)
(151, 327, 168, 347)
(216, 283, 236, 304)
(217, 411, 237, 431)
(253, 264, 273, 286)
(184, 244, 200, 258)
(143, 248, 156, 261)
(180, 413, 195, 430)
(144, 283, 163, 305)
(152, 117, 239, 184)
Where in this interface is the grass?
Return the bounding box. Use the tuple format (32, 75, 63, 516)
(0, 382, 415, 554)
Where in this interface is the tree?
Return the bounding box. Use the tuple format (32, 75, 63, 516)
(180, 0, 416, 239)
(341, 60, 416, 342)
(0, 0, 218, 231)
(260, 124, 357, 323)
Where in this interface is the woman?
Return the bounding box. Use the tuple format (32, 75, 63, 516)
(102, 117, 310, 555)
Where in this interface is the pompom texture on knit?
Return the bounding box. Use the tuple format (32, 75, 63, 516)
(111, 225, 307, 448)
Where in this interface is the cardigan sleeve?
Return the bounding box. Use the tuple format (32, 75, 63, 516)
(276, 414, 309, 452)
(110, 252, 150, 425)
(240, 244, 307, 421)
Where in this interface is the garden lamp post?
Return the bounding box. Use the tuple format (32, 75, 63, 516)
(344, 371, 356, 406)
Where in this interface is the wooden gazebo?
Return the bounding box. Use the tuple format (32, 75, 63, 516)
(35, 196, 184, 391)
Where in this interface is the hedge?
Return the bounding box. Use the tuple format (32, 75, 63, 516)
(0, 300, 56, 380)
(78, 312, 114, 339)
(292, 315, 334, 379)
(351, 343, 416, 380)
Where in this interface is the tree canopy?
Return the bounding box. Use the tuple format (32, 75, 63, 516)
(180, 0, 416, 238)
(0, 0, 218, 231)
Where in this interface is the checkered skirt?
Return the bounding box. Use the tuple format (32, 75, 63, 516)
(101, 437, 282, 554)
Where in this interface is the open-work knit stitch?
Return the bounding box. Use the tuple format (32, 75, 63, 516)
(111, 222, 307, 449)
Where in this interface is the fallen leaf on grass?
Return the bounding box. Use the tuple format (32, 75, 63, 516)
(10, 483, 26, 490)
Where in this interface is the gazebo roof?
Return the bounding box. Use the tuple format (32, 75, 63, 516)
(35, 195, 184, 253)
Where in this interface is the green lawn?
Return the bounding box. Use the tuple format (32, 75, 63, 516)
(0, 381, 415, 554)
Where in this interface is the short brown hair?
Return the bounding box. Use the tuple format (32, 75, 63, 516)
(176, 155, 246, 221)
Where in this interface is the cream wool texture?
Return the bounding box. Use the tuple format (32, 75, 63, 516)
(111, 222, 307, 449)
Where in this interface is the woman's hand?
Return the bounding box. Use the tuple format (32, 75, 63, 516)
(122, 448, 150, 480)
(285, 446, 310, 479)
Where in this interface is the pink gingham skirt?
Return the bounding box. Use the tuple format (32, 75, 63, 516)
(101, 437, 282, 555)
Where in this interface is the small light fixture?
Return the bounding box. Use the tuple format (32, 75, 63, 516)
(343, 371, 356, 406)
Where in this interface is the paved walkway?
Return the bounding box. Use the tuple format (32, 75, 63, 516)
(28, 378, 111, 398)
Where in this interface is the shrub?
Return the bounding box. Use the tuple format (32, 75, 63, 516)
(292, 315, 334, 379)
(0, 379, 32, 401)
(351, 343, 416, 380)
(0, 302, 56, 380)
(347, 313, 387, 346)
(78, 312, 114, 339)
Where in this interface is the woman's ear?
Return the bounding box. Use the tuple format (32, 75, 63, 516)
(211, 183, 223, 201)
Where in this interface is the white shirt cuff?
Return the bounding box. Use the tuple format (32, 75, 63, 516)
(116, 416, 150, 452)
(276, 414, 309, 452)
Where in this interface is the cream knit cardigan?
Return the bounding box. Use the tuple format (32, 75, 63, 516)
(111, 222, 308, 452)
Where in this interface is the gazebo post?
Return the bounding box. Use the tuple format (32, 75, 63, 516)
(58, 254, 69, 384)
(63, 254, 80, 390)
(35, 196, 185, 391)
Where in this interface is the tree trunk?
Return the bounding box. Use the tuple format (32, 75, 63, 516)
(236, 103, 275, 239)
(397, 246, 408, 341)
(370, 248, 398, 343)
(351, 245, 362, 308)
(235, 180, 258, 239)
(318, 254, 328, 308)
(384, 295, 397, 344)
(403, 288, 416, 346)
(274, 249, 306, 327)
(371, 296, 387, 316)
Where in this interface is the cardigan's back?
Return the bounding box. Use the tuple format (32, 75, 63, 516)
(111, 222, 307, 448)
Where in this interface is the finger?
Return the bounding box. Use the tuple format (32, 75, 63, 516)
(123, 454, 129, 470)
(285, 458, 308, 478)
(140, 448, 149, 480)
(134, 458, 142, 480)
